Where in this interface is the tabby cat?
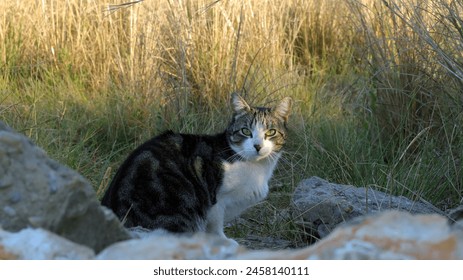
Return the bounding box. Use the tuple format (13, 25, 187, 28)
(101, 93, 292, 239)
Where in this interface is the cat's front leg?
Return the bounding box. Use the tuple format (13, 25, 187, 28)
(206, 203, 240, 247)
(206, 203, 226, 238)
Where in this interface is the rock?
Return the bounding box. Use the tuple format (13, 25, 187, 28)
(97, 232, 243, 260)
(0, 122, 130, 253)
(0, 227, 95, 260)
(292, 176, 440, 237)
(281, 211, 463, 259)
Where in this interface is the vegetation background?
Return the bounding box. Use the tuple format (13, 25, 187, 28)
(1, 0, 462, 246)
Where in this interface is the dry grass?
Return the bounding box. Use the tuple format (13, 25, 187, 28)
(350, 0, 463, 138)
(0, 0, 354, 102)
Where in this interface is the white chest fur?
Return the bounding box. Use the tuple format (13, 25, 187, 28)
(204, 154, 281, 237)
(218, 154, 280, 222)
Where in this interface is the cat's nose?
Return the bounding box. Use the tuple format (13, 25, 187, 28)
(254, 144, 262, 152)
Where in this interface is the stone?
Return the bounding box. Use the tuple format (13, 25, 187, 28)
(291, 176, 440, 237)
(281, 211, 463, 259)
(0, 227, 95, 260)
(97, 232, 243, 260)
(0, 122, 130, 253)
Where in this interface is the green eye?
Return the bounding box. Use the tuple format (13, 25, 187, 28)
(241, 128, 252, 137)
(265, 129, 277, 137)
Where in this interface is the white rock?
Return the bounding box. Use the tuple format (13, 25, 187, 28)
(0, 228, 95, 260)
(97, 232, 242, 260)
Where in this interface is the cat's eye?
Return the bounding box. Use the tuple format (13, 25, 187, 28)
(241, 128, 252, 137)
(265, 129, 277, 137)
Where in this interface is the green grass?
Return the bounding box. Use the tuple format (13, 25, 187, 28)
(1, 0, 462, 245)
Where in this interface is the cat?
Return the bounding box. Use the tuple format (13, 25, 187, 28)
(101, 93, 292, 240)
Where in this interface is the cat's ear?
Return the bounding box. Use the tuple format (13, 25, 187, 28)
(274, 97, 292, 122)
(231, 92, 251, 114)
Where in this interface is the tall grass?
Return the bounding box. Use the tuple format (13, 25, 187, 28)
(1, 0, 462, 244)
(346, 0, 463, 208)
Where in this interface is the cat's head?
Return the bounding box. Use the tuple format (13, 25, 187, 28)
(227, 93, 292, 161)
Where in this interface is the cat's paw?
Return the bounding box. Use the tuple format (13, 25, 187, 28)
(224, 237, 240, 248)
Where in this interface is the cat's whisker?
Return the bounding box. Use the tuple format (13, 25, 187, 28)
(226, 153, 243, 162)
(276, 151, 293, 166)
